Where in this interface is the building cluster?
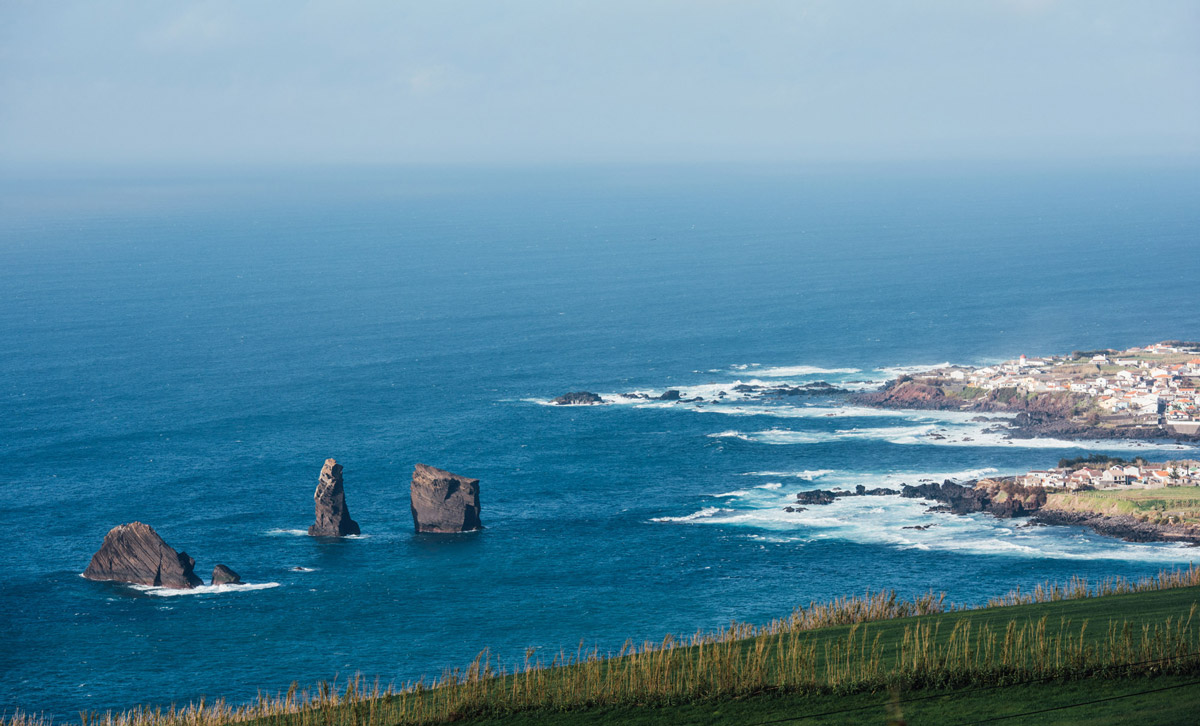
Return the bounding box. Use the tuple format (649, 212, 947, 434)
(930, 342, 1200, 431)
(1021, 461, 1200, 490)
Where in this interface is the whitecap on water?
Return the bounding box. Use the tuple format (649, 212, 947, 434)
(652, 488, 1198, 563)
(649, 507, 728, 523)
(710, 423, 1196, 451)
(738, 365, 861, 377)
(129, 582, 281, 597)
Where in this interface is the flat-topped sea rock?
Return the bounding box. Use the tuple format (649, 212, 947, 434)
(308, 458, 360, 537)
(82, 522, 203, 589)
(410, 463, 483, 533)
(211, 564, 242, 586)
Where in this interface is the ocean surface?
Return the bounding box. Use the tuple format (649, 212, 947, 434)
(2, 163, 1199, 719)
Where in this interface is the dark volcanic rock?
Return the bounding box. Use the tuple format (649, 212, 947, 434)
(553, 391, 604, 405)
(658, 390, 682, 401)
(795, 486, 899, 506)
(902, 480, 988, 514)
(410, 464, 483, 533)
(1032, 510, 1200, 545)
(795, 489, 841, 505)
(308, 458, 360, 537)
(902, 479, 1044, 518)
(211, 564, 242, 586)
(82, 522, 203, 589)
(855, 484, 899, 496)
(767, 382, 849, 397)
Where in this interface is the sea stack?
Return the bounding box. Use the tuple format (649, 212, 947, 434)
(82, 522, 203, 589)
(308, 458, 360, 537)
(410, 464, 483, 533)
(211, 564, 242, 586)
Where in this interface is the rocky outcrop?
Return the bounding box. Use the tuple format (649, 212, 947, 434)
(1004, 412, 1198, 442)
(658, 390, 682, 401)
(308, 458, 360, 537)
(794, 485, 899, 506)
(552, 392, 604, 405)
(82, 522, 203, 589)
(900, 479, 1046, 518)
(795, 489, 840, 505)
(410, 464, 483, 533)
(211, 564, 242, 586)
(1032, 510, 1200, 545)
(853, 380, 951, 410)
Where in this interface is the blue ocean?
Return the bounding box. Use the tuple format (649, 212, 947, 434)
(2, 163, 1199, 719)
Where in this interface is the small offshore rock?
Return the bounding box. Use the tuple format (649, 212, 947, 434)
(410, 463, 483, 533)
(82, 522, 203, 589)
(795, 489, 841, 505)
(211, 564, 242, 586)
(308, 458, 360, 537)
(657, 390, 682, 401)
(552, 391, 604, 405)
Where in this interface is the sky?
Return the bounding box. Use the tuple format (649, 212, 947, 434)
(0, 0, 1198, 165)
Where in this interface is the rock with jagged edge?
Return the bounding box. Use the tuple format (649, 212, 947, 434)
(308, 458, 360, 537)
(82, 522, 203, 589)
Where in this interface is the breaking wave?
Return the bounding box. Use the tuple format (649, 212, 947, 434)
(129, 582, 281, 597)
(651, 494, 1197, 563)
(650, 507, 729, 523)
(708, 424, 1195, 451)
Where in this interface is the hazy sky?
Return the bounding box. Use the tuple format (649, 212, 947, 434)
(1, 1, 1197, 165)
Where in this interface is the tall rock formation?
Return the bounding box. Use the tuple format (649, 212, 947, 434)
(82, 522, 203, 589)
(308, 458, 360, 537)
(410, 464, 483, 533)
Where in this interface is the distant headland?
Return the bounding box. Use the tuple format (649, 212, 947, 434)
(852, 340, 1200, 442)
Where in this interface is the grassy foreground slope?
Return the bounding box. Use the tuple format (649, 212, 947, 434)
(16, 574, 1200, 726)
(464, 586, 1200, 725)
(465, 676, 1200, 725)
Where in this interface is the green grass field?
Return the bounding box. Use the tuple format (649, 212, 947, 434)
(1046, 488, 1200, 526)
(17, 576, 1200, 726)
(464, 586, 1200, 725)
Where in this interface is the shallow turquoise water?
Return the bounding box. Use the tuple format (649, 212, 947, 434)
(1, 163, 1198, 718)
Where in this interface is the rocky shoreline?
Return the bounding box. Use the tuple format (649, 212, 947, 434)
(1030, 509, 1200, 545)
(788, 478, 1200, 546)
(851, 378, 1200, 443)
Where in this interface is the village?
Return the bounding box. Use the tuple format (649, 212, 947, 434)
(1020, 458, 1200, 490)
(925, 341, 1200, 436)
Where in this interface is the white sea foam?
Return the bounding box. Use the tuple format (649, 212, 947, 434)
(740, 365, 861, 377)
(754, 482, 783, 490)
(744, 469, 836, 480)
(130, 582, 281, 597)
(710, 490, 750, 498)
(871, 363, 954, 378)
(650, 506, 728, 523)
(686, 403, 1007, 422)
(265, 529, 370, 539)
(709, 424, 1195, 451)
(652, 492, 1197, 563)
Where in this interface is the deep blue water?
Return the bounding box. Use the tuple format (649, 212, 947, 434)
(2, 163, 1199, 719)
